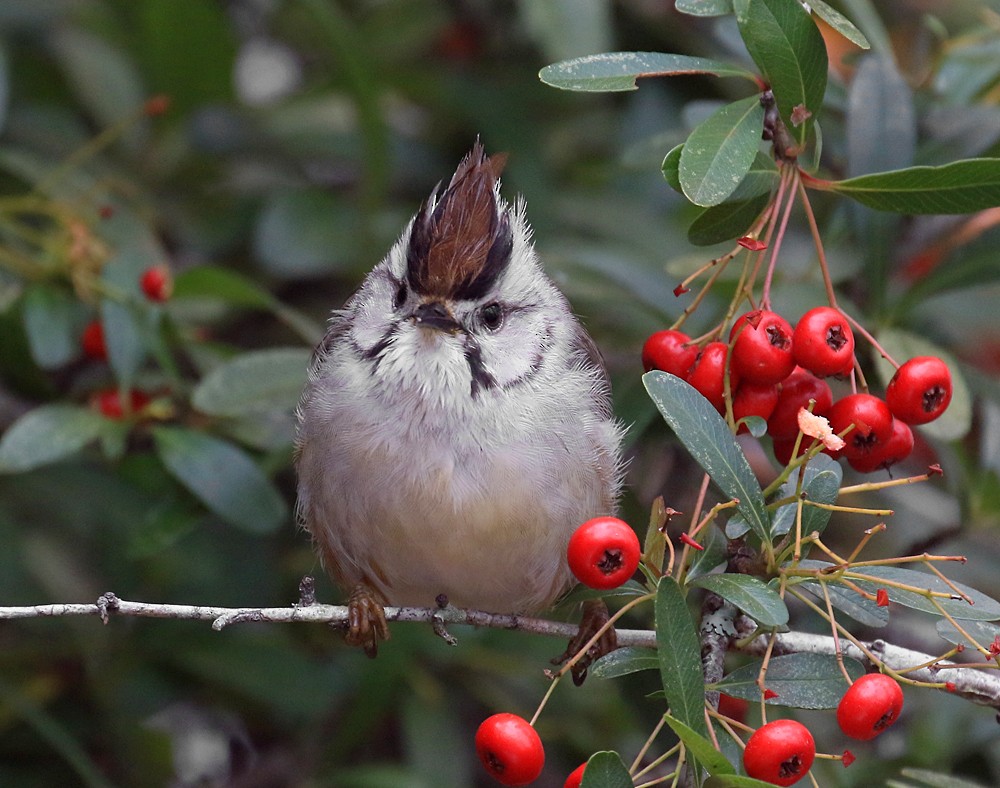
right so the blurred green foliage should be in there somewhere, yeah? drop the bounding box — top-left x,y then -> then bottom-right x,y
0,0 -> 999,785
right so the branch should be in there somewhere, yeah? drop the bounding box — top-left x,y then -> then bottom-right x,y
4,590 -> 999,712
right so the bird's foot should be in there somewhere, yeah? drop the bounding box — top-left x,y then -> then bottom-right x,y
552,598 -> 618,685
345,583 -> 390,657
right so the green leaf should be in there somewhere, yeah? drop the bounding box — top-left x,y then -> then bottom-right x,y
798,577 -> 889,628
680,95 -> 766,207
935,618 -> 1000,649
688,574 -> 789,627
896,769 -> 993,788
655,577 -> 708,737
539,51 -> 756,92
770,454 -> 842,538
847,55 -> 914,178
22,284 -> 82,369
580,751 -> 634,788
808,0 -> 870,49
872,329 -> 971,441
191,348 -> 311,417
824,158 -> 1000,213
0,405 -> 107,474
152,426 -> 287,533
663,714 -> 736,776
590,647 -> 659,679
676,0 -> 733,16
688,192 -> 770,246
714,653 -> 864,708
643,371 -> 770,542
686,524 -> 729,582
846,565 -> 1000,621
734,0 -> 828,146
662,143 -> 684,193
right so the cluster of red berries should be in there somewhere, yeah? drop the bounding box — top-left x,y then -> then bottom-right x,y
80,265 -> 171,418
476,672 -> 903,786
741,673 -> 903,785
642,307 -> 953,473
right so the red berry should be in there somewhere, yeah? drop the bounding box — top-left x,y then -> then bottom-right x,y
743,719 -> 815,786
836,673 -> 904,741
143,93 -> 171,117
567,517 -> 641,590
140,265 -> 173,302
81,320 -> 107,360
847,419 -> 913,474
642,329 -> 698,378
733,381 -> 779,430
730,310 -> 796,385
827,394 -> 894,462
475,713 -> 545,786
767,369 -> 833,440
792,306 -> 855,377
564,762 -> 587,788
90,388 -> 151,419
688,341 -> 738,413
885,356 -> 952,425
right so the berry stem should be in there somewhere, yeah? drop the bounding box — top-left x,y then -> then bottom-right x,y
795,171 -> 839,309
760,165 -> 798,310
529,669 -> 562,726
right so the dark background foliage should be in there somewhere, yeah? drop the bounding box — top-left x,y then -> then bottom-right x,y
0,1 -> 999,785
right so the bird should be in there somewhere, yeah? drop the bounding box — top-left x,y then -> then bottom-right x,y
294,141 -> 624,656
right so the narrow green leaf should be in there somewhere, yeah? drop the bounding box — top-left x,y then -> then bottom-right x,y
734,0 -> 828,146
680,96 -> 766,207
676,0 -> 733,16
770,454 -> 842,538
798,579 -> 889,628
686,524 -> 729,582
539,51 -> 756,92
0,405 -> 106,474
714,653 -> 864,709
152,427 -> 287,533
663,714 -> 736,776
689,574 -> 789,627
808,0 -> 870,49
590,647 -> 659,680
655,577 -> 708,737
872,329 -> 971,441
936,618 -> 1000,649
643,371 -> 770,542
580,751 -> 634,788
688,192 -> 770,246
897,769 -> 993,788
847,565 -> 1000,621
662,143 -> 684,193
825,158 -> 1000,213
192,348 -> 311,417
22,284 -> 82,369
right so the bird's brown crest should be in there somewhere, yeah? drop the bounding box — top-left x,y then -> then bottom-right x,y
406,141 -> 513,300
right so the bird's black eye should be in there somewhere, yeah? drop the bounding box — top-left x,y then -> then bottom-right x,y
480,302 -> 503,330
393,279 -> 408,310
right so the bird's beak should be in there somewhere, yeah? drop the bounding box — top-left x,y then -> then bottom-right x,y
411,301 -> 461,334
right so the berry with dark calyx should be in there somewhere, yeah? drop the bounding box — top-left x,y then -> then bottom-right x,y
81,320 -> 107,360
767,368 -> 833,440
567,517 -> 641,590
688,341 -> 738,414
731,310 -> 796,385
793,306 -> 855,377
847,419 -> 913,474
827,393 -> 894,462
475,713 -> 545,786
733,381 -> 779,431
564,762 -> 587,788
743,719 -> 815,786
886,356 -> 952,425
90,388 -> 151,419
641,329 -> 699,378
836,673 -> 904,741
140,265 -> 173,302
